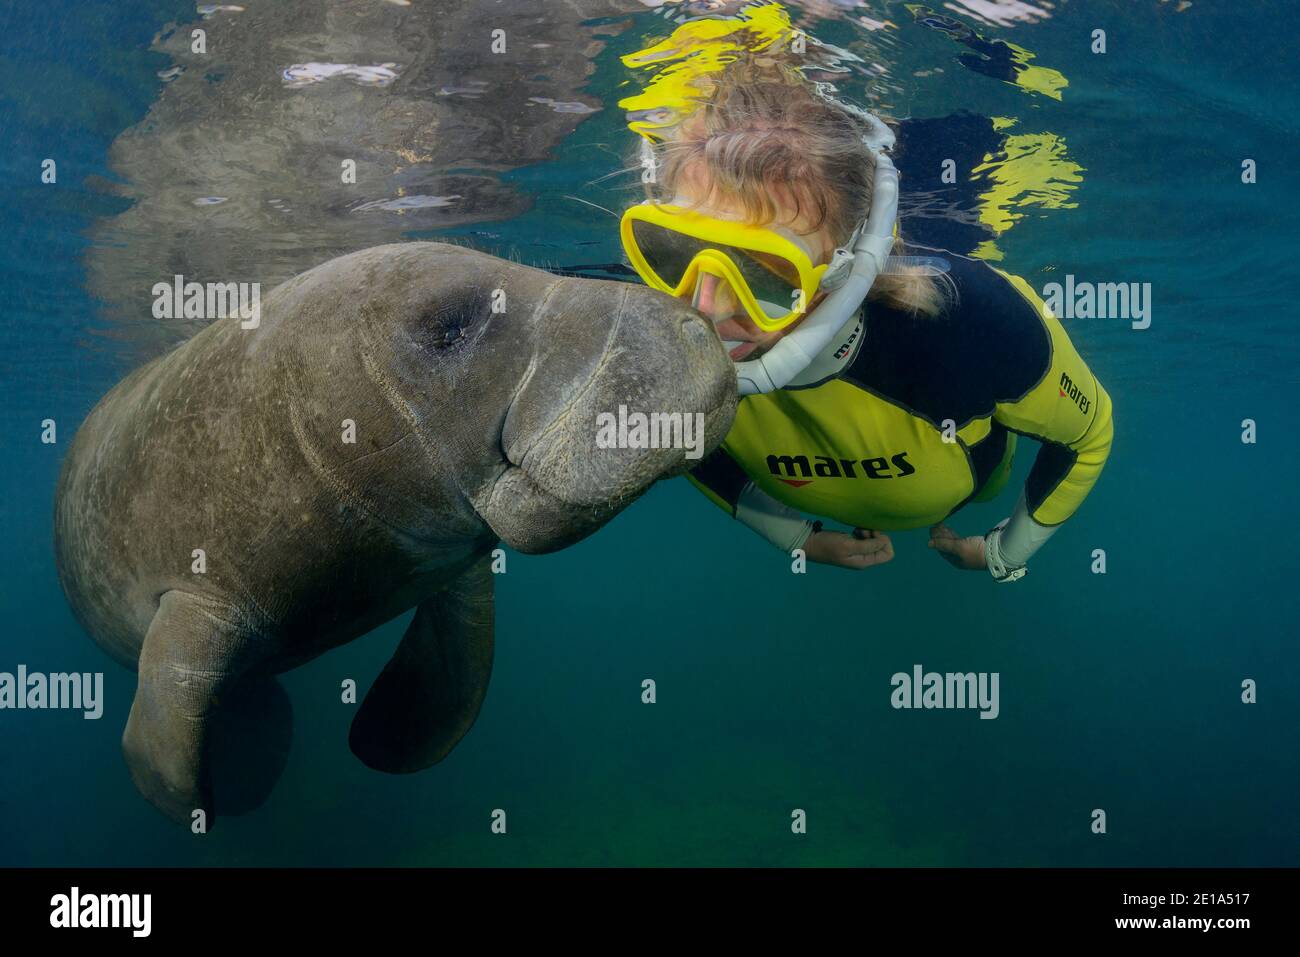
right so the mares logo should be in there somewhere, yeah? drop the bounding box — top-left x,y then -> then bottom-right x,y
1059,372 -> 1091,414
832,322 -> 862,360
766,451 -> 915,487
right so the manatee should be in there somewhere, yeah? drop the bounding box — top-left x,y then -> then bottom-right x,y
54,241 -> 735,825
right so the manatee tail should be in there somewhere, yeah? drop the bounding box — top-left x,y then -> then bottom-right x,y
349,558 -> 495,774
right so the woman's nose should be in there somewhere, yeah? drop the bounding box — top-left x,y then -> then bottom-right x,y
690,273 -> 729,320
690,273 -> 715,313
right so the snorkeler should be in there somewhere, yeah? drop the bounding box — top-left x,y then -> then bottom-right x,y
620,62 -> 1112,581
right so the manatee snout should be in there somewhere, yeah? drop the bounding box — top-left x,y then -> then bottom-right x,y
488,281 -> 736,553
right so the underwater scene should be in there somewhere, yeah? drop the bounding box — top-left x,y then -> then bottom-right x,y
1,0 -> 1297,868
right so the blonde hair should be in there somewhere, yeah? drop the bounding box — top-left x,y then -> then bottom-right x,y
641,60 -> 952,318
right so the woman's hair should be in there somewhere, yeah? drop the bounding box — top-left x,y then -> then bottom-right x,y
640,59 -> 952,317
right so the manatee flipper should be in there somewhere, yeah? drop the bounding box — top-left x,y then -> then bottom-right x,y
208,674 -> 294,817
122,591 -> 259,826
350,559 -> 495,773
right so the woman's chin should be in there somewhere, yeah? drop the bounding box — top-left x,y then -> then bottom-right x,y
728,341 -> 760,361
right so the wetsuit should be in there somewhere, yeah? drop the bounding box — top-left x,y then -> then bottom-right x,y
688,248 -> 1113,563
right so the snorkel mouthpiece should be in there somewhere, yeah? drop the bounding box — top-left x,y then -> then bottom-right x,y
733,110 -> 901,396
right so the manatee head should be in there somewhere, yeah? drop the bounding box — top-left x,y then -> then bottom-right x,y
486,270 -> 738,553
277,242 -> 737,553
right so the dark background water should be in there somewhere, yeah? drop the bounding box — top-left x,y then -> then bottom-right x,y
1,0 -> 1296,865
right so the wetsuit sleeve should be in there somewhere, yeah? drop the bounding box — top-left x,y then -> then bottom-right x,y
688,448 -> 816,552
687,446 -> 751,515
992,271 -> 1114,527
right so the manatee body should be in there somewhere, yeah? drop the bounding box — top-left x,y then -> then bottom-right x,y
54,242 -> 735,825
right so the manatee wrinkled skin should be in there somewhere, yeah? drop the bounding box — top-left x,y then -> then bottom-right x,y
54,242 -> 735,825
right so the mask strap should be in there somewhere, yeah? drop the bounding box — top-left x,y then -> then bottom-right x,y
819,220 -> 866,291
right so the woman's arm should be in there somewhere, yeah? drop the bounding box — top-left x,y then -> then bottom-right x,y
687,447 -> 816,551
993,271 -> 1115,530
930,270 -> 1114,579
688,449 -> 893,567
979,272 -> 1114,579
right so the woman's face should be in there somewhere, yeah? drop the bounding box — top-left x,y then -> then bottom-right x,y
675,180 -> 838,362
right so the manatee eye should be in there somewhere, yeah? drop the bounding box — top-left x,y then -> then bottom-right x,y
411,300 -> 477,353
431,321 -> 465,349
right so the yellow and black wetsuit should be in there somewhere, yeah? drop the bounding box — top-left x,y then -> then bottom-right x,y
688,249 -> 1113,544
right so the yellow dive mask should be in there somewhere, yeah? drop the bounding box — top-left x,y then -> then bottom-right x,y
620,202 -> 829,332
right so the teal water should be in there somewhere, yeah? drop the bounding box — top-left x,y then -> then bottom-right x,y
1,0 -> 1297,866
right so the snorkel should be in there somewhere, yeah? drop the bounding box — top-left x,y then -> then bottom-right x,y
733,111 -> 900,396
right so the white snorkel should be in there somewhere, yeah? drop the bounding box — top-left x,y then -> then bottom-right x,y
733,110 -> 900,396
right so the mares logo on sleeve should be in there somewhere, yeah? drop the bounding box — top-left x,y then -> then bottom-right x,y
1058,372 -> 1091,415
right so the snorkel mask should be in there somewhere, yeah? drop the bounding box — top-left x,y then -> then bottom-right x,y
621,203 -> 829,333
619,109 -> 902,395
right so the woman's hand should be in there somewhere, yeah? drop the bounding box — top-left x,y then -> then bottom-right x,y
803,527 -> 894,569
928,523 -> 988,571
